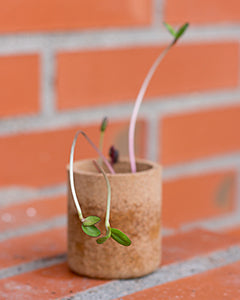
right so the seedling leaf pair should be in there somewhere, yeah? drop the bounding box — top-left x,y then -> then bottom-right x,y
81,215 -> 101,237
164,22 -> 189,42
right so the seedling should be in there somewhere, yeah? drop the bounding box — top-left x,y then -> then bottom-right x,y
69,130 -> 115,237
128,22 -> 189,172
99,117 -> 108,164
92,160 -> 131,246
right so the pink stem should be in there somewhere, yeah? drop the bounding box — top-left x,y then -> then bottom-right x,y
78,130 -> 115,174
128,44 -> 172,173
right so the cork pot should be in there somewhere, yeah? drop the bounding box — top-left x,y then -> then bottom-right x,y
67,157 -> 162,279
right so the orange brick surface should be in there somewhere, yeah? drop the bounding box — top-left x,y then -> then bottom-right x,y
57,43 -> 238,110
1,226 -> 239,299
0,227 -> 66,269
162,228 -> 240,265
0,262 -> 106,299
161,105 -> 240,165
163,170 -> 236,228
119,261 -> 240,299
0,0 -> 151,33
0,54 -> 39,117
165,0 -> 240,24
0,120 -> 146,187
0,196 -> 66,232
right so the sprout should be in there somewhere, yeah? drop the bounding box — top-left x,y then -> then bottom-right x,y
93,160 -> 131,246
128,22 -> 189,173
69,130 -> 115,237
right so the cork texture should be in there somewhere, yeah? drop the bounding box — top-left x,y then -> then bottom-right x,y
67,157 -> 162,279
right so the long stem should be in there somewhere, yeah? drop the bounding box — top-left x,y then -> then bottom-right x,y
128,43 -> 173,173
69,130 -> 115,222
92,160 -> 111,230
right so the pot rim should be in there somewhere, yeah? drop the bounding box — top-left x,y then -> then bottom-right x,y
67,157 -> 161,178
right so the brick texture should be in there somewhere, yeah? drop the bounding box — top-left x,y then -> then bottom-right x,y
163,228 -> 240,265
163,170 -> 236,228
119,261 -> 240,299
165,0 -> 240,24
57,42 -> 238,110
0,54 -> 39,117
0,262 -> 106,299
161,105 -> 240,165
0,196 -> 66,232
0,0 -> 151,33
0,120 -> 146,187
0,227 -> 66,269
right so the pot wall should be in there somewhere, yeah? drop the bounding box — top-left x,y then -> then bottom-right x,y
67,158 -> 162,279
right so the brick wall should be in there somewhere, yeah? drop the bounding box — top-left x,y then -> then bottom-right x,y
1,0 -> 240,226
0,1 -> 240,298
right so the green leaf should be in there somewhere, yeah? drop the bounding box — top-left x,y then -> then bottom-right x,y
111,228 -> 131,246
175,23 -> 189,41
83,216 -> 101,226
100,117 -> 108,132
96,227 -> 111,244
163,22 -> 176,37
81,224 -> 101,237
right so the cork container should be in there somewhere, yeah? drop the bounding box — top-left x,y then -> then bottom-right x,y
67,157 -> 162,279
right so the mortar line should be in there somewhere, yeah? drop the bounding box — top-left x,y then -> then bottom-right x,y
62,246 -> 240,300
145,114 -> 159,162
0,26 -> 240,55
152,0 -> 164,27
41,49 -> 56,116
178,211 -> 240,233
163,153 -> 240,180
0,215 -> 66,242
0,253 -> 67,280
1,89 -> 240,136
0,184 -> 66,207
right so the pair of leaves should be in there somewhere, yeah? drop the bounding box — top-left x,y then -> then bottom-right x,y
81,216 -> 101,237
164,22 -> 189,42
97,227 -> 131,247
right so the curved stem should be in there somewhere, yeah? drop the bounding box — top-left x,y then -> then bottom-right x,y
128,43 -> 173,173
92,160 -> 111,230
69,130 -> 115,222
69,132 -> 84,221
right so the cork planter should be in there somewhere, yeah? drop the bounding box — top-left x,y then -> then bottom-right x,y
67,157 -> 162,279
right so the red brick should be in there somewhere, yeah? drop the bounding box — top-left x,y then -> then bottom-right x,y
0,0 -> 151,33
165,0 -> 240,24
119,261 -> 240,299
0,262 -> 106,299
57,42 -> 238,110
0,227 -> 66,269
0,196 -> 66,232
0,120 -> 146,187
161,105 -> 240,165
0,55 -> 39,117
163,171 -> 236,228
162,228 -> 240,265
